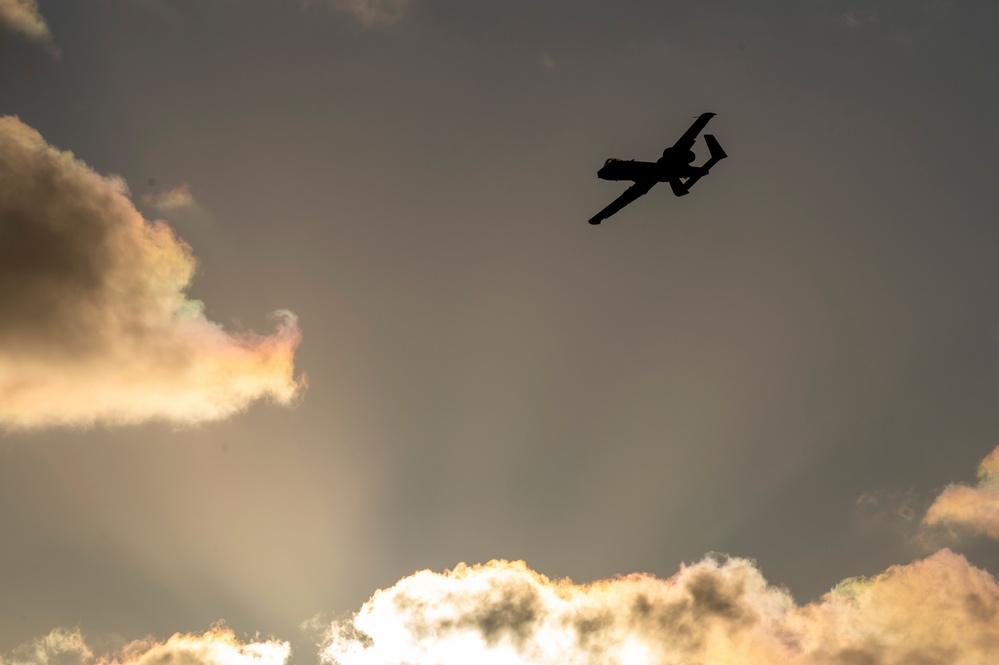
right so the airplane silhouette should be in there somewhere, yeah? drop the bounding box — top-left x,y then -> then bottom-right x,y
588,113 -> 727,225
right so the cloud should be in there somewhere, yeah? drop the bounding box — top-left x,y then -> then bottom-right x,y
923,445 -> 999,539
539,53 -> 557,74
318,552 -> 999,665
143,184 -> 197,211
0,627 -> 93,665
123,0 -> 412,29
323,0 -> 412,26
0,0 -> 56,51
855,488 -> 922,523
831,0 -> 954,40
1,626 -> 290,665
0,116 -> 305,430
7,553 -> 998,665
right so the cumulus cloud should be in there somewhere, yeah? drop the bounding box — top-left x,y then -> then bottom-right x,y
7,554 -> 998,665
923,445 -> 999,539
0,0 -> 56,51
1,626 -> 290,665
319,553 -> 999,665
0,116 -> 305,429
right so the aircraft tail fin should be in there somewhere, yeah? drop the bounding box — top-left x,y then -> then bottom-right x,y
680,134 -> 727,194
702,134 -> 727,168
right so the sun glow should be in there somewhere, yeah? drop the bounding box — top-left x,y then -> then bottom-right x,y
318,555 -> 999,665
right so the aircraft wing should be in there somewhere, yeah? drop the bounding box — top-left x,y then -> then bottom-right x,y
588,180 -> 656,225
671,112 -> 715,151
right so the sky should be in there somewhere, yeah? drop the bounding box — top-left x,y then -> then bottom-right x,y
2,1 -> 999,664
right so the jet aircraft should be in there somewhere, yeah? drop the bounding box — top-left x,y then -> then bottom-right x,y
588,113 -> 727,225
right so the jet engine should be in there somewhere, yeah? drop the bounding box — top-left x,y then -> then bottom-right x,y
661,147 -> 696,163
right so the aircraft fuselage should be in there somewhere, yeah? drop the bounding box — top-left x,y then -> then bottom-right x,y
597,148 -> 699,183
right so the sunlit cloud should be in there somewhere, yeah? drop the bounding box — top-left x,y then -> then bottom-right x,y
143,184 -> 197,211
923,445 -> 999,539
1,626 -> 290,665
318,553 -> 999,665
0,115 -> 305,430
7,553 -> 998,665
0,627 -> 93,665
0,0 -> 55,51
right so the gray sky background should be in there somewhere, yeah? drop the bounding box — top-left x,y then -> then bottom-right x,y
2,1 -> 999,663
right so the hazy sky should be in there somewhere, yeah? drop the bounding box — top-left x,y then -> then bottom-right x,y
3,2 -> 999,664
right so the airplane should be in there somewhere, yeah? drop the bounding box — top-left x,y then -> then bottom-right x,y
588,113 -> 727,225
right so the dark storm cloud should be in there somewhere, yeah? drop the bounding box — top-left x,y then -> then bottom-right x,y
319,554 -> 999,665
0,116 -> 305,429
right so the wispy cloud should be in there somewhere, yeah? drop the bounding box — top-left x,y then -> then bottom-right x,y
832,0 -> 954,41
318,553 -> 999,665
321,0 -> 412,26
0,116 -> 305,430
1,626 -> 289,665
923,445 -> 999,539
0,0 -> 56,53
143,184 -> 197,211
0,627 -> 93,665
539,53 -> 557,74
125,0 -> 413,29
